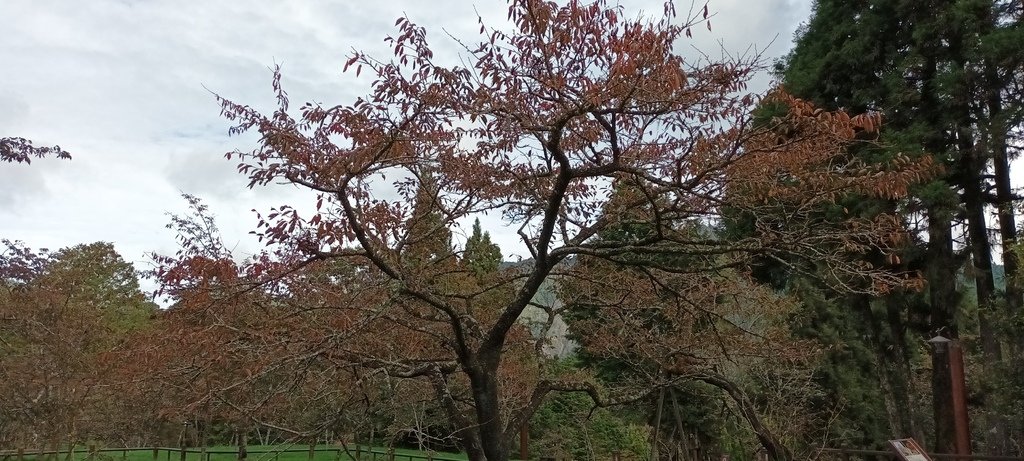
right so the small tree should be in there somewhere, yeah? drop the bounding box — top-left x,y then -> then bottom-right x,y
0,241 -> 154,447
157,1 -> 932,460
464,219 -> 502,278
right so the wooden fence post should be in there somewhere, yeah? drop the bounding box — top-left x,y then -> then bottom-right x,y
17,448 -> 24,461
180,448 -> 187,461
88,444 -> 97,461
153,448 -> 159,461
308,443 -> 316,461
387,448 -> 394,461
354,446 -> 361,461
237,433 -> 248,461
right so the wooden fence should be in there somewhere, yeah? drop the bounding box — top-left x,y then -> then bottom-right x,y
0,446 -> 465,461
9,446 -> 1022,461
818,448 -> 1024,461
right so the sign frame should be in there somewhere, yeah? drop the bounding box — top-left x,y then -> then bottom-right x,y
888,438 -> 932,461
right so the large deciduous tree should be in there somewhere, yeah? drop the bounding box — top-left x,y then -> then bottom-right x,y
156,1 -> 931,460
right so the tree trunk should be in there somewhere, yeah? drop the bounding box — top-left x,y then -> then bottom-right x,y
695,374 -> 791,461
668,389 -> 690,461
862,296 -> 915,438
884,297 -> 917,438
238,433 -> 248,461
469,355 -> 509,461
986,64 -> 1020,356
429,370 -> 484,461
957,58 -> 1014,453
985,52 -> 1023,458
926,206 -> 958,454
649,386 -> 666,461
962,133 -> 1001,364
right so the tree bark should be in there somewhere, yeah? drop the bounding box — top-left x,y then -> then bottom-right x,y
926,205 -> 958,454
862,295 -> 915,438
955,25 -> 1015,451
238,433 -> 248,461
649,386 -> 665,461
668,388 -> 690,461
695,374 -> 791,461
986,62 -> 1021,355
469,353 -> 508,461
884,296 -> 917,438
429,370 -> 484,461
962,129 -> 1002,365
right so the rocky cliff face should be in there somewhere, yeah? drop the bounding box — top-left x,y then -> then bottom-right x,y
518,278 -> 577,359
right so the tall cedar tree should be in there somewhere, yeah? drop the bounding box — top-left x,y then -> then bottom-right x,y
778,0 -> 1024,453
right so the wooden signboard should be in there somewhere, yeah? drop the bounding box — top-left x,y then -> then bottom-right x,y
888,438 -> 932,461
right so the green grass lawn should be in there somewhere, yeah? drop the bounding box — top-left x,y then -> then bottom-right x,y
2,446 -> 468,461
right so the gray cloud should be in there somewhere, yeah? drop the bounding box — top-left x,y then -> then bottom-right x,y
0,92 -> 30,132
164,146 -> 246,201
0,164 -> 47,210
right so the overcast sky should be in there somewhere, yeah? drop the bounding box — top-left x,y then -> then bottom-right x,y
1,0 -> 811,287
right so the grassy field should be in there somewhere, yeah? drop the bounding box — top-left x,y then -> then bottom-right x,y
1,446 -> 468,461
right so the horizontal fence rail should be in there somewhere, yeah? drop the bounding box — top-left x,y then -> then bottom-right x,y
8,446 -> 1022,461
0,447 -> 466,461
818,448 -> 1024,461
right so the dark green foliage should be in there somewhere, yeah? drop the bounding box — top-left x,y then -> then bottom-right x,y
463,219 -> 502,277
530,384 -> 649,461
771,0 -> 948,445
786,281 -> 904,447
46,242 -> 157,332
775,0 -> 1024,453
404,172 -> 454,268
